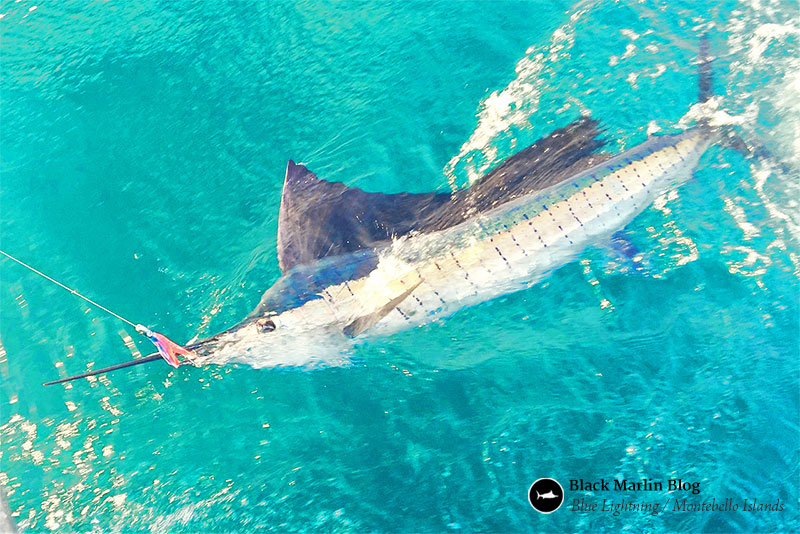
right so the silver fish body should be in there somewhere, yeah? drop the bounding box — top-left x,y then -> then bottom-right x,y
194,127 -> 717,367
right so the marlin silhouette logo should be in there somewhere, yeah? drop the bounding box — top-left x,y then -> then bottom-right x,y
529,478 -> 565,513
45,37 -> 752,384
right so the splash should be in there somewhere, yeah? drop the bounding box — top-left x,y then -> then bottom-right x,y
723,0 -> 800,273
443,9 -> 587,189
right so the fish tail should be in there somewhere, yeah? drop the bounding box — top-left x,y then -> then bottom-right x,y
696,35 -> 793,173
698,33 -> 713,103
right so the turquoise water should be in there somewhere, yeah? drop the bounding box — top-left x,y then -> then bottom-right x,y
1,0 -> 798,531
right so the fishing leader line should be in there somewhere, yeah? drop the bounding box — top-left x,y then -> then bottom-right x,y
0,248 -> 138,327
0,248 -> 195,381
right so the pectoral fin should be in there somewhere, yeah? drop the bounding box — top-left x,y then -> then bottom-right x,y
343,280 -> 423,337
596,230 -> 652,275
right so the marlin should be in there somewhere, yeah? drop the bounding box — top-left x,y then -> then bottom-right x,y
537,491 -> 559,500
187,122 -> 716,368
45,37 -> 739,383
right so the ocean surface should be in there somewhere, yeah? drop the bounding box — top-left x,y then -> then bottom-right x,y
1,0 -> 798,532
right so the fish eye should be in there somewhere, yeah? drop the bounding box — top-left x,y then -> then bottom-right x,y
256,318 -> 276,333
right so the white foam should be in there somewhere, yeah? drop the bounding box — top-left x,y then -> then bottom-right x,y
443,13 -> 582,189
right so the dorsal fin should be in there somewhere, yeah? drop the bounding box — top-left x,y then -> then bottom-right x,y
277,117 -> 606,271
473,116 -> 606,195
277,161 -> 450,273
429,117 -> 607,226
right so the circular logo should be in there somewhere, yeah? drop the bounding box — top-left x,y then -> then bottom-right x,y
528,478 -> 564,514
